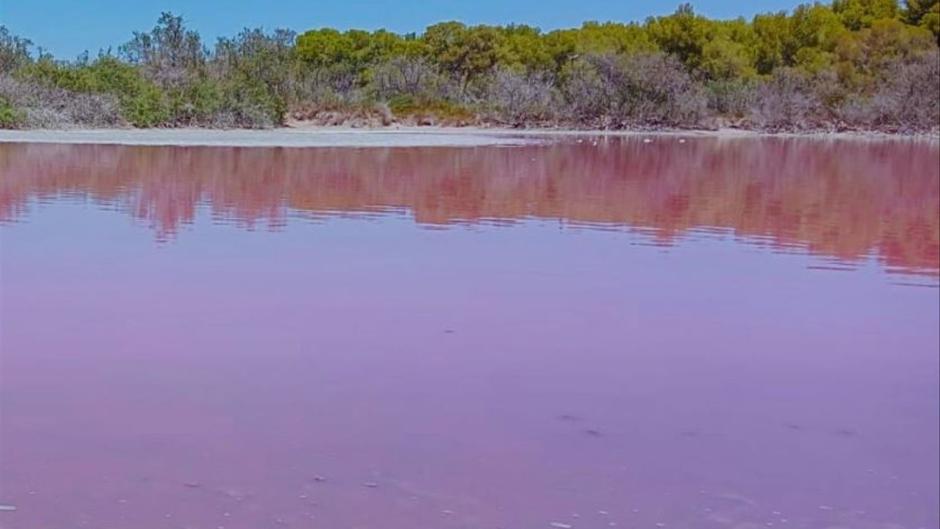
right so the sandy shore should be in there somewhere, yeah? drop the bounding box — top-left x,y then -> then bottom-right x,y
0,128 -> 541,147
0,126 -> 935,147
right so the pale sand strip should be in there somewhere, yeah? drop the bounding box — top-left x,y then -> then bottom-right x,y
0,126 -> 935,147
0,128 -> 535,147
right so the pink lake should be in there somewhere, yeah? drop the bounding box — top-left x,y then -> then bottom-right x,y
0,137 -> 938,529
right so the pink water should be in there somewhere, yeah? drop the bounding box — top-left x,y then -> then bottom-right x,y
1,137 -> 938,529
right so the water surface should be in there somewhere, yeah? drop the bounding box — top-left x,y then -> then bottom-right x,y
1,137 -> 938,529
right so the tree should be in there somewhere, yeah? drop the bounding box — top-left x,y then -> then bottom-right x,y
915,2 -> 940,40
753,12 -> 792,73
701,36 -> 757,80
496,25 -> 554,72
904,0 -> 939,24
789,3 -> 846,56
646,4 -> 713,70
0,26 -> 32,74
120,12 -> 206,83
423,22 -> 503,90
833,0 -> 900,30
214,28 -> 296,125
296,28 -> 354,68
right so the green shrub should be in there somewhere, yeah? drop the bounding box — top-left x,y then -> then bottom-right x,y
19,56 -> 172,126
387,94 -> 474,121
0,96 -> 22,128
121,83 -> 169,127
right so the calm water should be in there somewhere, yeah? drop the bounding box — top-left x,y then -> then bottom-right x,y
0,137 -> 938,529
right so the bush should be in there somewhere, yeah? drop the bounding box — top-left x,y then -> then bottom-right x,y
706,79 -> 757,118
19,56 -> 170,127
386,94 -> 475,124
868,49 -> 940,132
0,74 -> 124,128
120,82 -> 169,127
370,57 -> 453,101
484,67 -> 559,125
560,53 -> 708,128
0,95 -> 23,127
747,68 -> 829,131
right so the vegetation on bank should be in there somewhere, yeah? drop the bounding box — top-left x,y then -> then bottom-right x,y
1,1 -> 938,133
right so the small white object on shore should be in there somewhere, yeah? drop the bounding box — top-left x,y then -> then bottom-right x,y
0,504 -> 16,512
549,523 -> 573,529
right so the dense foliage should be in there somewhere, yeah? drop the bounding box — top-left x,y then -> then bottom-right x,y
1,1 -> 938,132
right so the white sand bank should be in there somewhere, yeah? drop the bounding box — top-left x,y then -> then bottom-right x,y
0,128 -> 537,147
0,126 -> 934,147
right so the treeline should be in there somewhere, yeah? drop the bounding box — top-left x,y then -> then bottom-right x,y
1,1 -> 938,132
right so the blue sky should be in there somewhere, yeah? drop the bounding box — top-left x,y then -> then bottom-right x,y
2,0 -> 801,59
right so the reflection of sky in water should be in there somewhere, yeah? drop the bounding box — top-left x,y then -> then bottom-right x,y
9,191 -> 939,287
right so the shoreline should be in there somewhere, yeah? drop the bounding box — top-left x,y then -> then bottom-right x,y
1,126 -> 937,147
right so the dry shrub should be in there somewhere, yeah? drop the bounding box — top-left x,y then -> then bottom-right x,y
0,75 -> 124,128
292,65 -> 364,106
560,53 -> 709,128
747,68 -> 829,131
867,49 -> 940,133
371,57 -> 455,101
706,79 -> 758,119
288,101 -> 394,127
484,67 -> 559,126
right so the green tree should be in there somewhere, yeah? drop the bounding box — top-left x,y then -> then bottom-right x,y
646,4 -> 713,70
914,1 -> 940,40
296,28 -> 354,67
496,25 -> 554,72
903,0 -> 939,24
423,22 -> 503,89
753,11 -> 792,73
701,36 -> 757,80
833,0 -> 900,30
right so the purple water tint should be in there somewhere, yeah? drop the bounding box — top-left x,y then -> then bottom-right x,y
0,136 -> 938,529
